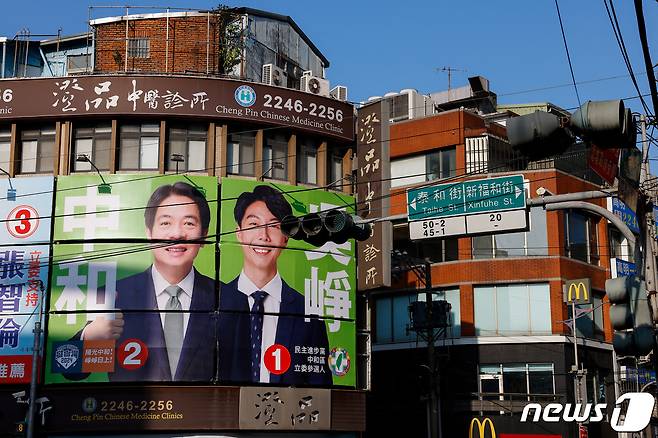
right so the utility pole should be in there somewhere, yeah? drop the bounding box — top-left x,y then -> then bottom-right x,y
424,261 -> 442,438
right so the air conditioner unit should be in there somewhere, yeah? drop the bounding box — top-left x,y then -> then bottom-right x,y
330,85 -> 348,102
262,63 -> 287,87
301,75 -> 330,97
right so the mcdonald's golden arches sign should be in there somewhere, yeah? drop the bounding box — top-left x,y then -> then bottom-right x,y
564,278 -> 591,303
469,417 -> 496,438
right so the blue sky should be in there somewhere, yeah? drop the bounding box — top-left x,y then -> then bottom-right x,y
3,1 -> 657,121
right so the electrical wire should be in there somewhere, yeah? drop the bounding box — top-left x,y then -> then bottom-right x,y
603,0 -> 653,116
554,0 -> 584,117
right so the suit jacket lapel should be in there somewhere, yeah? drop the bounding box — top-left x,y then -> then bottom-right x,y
175,270 -> 212,380
271,281 -> 297,384
145,268 -> 173,381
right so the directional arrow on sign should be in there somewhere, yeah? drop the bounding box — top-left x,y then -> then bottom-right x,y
515,185 -> 523,198
409,197 -> 416,211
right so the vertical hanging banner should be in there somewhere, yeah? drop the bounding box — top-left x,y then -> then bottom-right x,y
219,178 -> 356,387
356,101 -> 391,290
45,175 -> 218,384
0,176 -> 53,384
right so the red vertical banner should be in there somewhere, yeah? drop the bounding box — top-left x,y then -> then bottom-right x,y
587,145 -> 619,185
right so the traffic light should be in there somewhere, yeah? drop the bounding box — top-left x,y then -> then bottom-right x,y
606,275 -> 654,356
280,210 -> 372,246
571,100 -> 636,149
507,110 -> 574,160
506,99 -> 637,160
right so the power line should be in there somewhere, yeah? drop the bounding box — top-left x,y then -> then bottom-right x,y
603,0 -> 653,116
554,0 -> 583,116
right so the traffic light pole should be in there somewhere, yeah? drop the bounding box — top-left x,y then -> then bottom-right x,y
424,261 -> 442,438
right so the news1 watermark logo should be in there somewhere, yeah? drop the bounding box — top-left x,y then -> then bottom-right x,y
521,392 -> 655,432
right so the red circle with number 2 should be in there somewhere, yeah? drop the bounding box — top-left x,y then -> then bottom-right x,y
118,339 -> 148,370
264,344 -> 291,375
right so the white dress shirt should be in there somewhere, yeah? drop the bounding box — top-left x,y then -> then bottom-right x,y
152,265 -> 194,339
237,270 -> 282,383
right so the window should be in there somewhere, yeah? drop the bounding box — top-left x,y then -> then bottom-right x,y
263,133 -> 288,180
167,124 -> 207,172
20,126 -> 55,174
72,123 -> 111,172
128,38 -> 149,58
474,283 -> 551,336
374,289 -> 461,344
479,363 -> 555,399
393,223 -> 458,263
564,210 -> 599,264
297,138 -> 317,184
227,131 -> 256,176
390,147 -> 456,188
329,151 -> 344,187
119,123 -> 159,170
427,147 -> 456,181
67,54 -> 91,73
609,227 -> 634,263
0,129 -> 10,172
472,207 -> 548,258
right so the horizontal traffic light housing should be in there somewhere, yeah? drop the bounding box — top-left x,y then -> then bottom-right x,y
281,211 -> 372,246
506,99 -> 637,161
506,110 -> 573,160
571,100 -> 636,149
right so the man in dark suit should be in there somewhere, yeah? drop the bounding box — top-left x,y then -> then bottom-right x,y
82,182 -> 216,382
218,185 -> 331,385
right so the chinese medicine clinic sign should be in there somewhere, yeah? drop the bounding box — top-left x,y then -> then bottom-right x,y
239,387 -> 330,430
0,76 -> 353,141
219,178 -> 357,387
356,100 -> 391,290
0,176 -> 53,384
45,175 -> 218,384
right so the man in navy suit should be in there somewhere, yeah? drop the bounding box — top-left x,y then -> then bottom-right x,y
218,185 -> 331,385
82,182 -> 215,382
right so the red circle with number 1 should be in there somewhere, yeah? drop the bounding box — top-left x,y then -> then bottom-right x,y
264,344 -> 291,375
118,339 -> 148,370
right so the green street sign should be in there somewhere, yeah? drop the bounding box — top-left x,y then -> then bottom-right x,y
407,175 -> 525,221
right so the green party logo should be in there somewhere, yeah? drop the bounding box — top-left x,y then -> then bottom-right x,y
328,347 -> 351,377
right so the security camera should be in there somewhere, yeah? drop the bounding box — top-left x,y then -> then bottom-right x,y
536,187 -> 555,197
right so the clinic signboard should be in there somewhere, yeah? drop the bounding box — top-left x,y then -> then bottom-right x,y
0,176 -> 53,384
219,178 -> 357,387
0,76 -> 353,141
45,174 -> 218,384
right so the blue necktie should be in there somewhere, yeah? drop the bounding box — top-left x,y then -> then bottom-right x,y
250,290 -> 268,382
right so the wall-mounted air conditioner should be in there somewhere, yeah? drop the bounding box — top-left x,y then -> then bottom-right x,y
330,85 -> 348,102
301,75 -> 330,97
262,63 -> 287,87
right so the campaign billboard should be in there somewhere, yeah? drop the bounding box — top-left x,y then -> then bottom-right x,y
0,176 -> 53,384
219,178 -> 357,387
45,175 -> 218,383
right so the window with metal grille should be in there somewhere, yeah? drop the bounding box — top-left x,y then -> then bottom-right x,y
128,38 -> 150,58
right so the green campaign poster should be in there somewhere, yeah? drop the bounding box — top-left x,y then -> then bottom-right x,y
218,178 -> 356,387
46,174 -> 218,383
